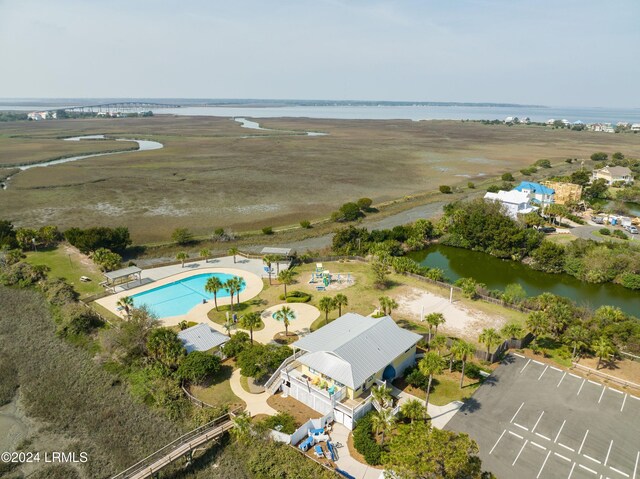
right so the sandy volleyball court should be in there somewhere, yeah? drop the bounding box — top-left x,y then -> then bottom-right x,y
396,287 -> 507,342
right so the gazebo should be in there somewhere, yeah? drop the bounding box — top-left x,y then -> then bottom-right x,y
102,266 -> 142,290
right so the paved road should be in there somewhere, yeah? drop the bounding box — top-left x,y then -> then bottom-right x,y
446,354 -> 640,479
258,201 -> 447,253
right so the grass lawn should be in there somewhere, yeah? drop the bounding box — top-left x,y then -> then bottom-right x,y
24,244 -> 104,298
394,369 -> 482,407
530,337 -> 573,367
188,362 -> 246,410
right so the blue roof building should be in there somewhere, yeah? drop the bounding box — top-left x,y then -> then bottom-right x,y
513,181 -> 555,206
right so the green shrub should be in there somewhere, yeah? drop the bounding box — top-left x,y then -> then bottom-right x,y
279,290 -> 311,303
467,182 -> 475,189
535,159 -> 552,168
300,220 -> 311,229
352,411 -> 383,465
501,172 -> 515,181
439,185 -> 453,194
520,166 -> 538,175
259,411 -> 297,434
599,228 -> 611,236
591,152 -> 608,162
356,197 -> 373,210
171,227 -> 193,245
262,226 -> 274,235
612,230 -> 628,240
619,272 -> 640,290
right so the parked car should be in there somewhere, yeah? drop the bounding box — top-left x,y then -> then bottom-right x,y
626,225 -> 638,234
591,216 -> 604,224
540,226 -> 556,234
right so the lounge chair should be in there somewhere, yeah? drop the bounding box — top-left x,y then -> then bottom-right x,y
314,445 -> 324,458
309,273 -> 316,284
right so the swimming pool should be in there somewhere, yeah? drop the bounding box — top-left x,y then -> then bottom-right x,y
272,310 -> 297,321
131,273 -> 244,318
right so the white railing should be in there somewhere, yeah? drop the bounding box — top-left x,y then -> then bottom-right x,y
572,362 -> 640,389
265,350 -> 305,391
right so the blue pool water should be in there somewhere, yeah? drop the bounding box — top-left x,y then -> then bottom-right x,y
272,311 -> 297,321
131,273 -> 244,318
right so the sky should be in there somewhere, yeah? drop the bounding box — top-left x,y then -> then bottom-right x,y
1,0 -> 639,107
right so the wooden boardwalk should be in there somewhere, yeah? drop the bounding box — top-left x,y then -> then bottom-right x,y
111,410 -> 239,479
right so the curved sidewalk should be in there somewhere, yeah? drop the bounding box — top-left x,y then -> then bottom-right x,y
229,369 -> 277,416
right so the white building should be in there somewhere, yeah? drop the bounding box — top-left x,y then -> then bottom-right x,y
484,190 -> 538,219
270,313 -> 421,429
514,181 -> 555,207
592,166 -> 634,185
631,124 -> 640,132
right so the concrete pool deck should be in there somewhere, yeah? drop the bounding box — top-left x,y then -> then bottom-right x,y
95,259 -> 265,321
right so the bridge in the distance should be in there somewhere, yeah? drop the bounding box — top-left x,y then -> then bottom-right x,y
61,101 -> 181,113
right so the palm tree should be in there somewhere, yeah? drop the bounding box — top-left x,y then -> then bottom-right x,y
478,328 -> 502,361
273,255 -> 283,274
231,411 -> 252,442
400,398 -> 426,425
501,323 -> 524,340
176,251 -> 188,268
564,324 -> 590,359
431,335 -> 447,356
526,311 -> 548,337
278,269 -> 295,298
117,296 -> 134,318
370,408 -> 396,445
228,247 -> 239,263
223,320 -> 233,337
378,296 -> 398,315
334,293 -> 348,317
418,352 -> 444,411
593,337 -> 614,370
319,296 -> 335,325
240,311 -> 261,344
371,384 -> 393,409
178,320 -> 188,331
451,340 -> 476,388
225,279 -> 238,312
274,306 -> 295,337
425,312 -> 445,344
199,248 -> 211,263
234,276 -> 246,304
205,276 -> 224,311
263,254 -> 277,284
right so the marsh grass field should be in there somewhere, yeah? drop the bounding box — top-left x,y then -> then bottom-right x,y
2,115 -> 639,243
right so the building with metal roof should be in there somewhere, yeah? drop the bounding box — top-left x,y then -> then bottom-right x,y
274,313 -> 421,429
177,323 -> 229,353
514,181 -> 555,206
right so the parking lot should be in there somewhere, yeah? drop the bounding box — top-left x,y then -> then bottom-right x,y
446,354 -> 640,479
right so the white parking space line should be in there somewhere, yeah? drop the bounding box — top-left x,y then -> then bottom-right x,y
569,373 -> 581,379
512,440 -> 528,466
568,462 -> 577,479
609,466 -> 629,477
509,430 -> 524,440
631,395 -> 640,401
536,432 -> 551,441
555,452 -> 571,462
521,359 -> 531,373
633,451 -> 639,479
589,380 -> 602,386
559,443 -> 576,452
599,387 -> 607,404
609,387 -> 623,395
558,372 -> 567,387
539,365 -> 549,380
514,423 -> 529,431
537,450 -> 552,478
514,352 -> 525,358
555,420 -> 566,443
489,429 -> 506,454
511,402 -> 525,423
578,379 -> 586,396
532,411 -> 545,433
621,394 -> 628,412
532,360 -> 544,365
531,441 -> 547,450
551,366 -> 562,372
584,454 -> 602,465
580,464 -> 598,475
604,440 -> 613,466
578,430 -> 589,455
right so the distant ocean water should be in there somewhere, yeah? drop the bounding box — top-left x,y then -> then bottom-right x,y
2,101 -> 638,124
157,105 -> 639,124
